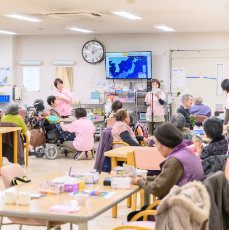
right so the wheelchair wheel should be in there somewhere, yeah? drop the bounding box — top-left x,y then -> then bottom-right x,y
44,144 -> 59,160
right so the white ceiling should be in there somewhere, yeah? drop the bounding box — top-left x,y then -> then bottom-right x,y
1,0 -> 229,35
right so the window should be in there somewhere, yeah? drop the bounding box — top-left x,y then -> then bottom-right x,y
23,67 -> 40,91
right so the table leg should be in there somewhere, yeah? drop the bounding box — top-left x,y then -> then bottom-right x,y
111,157 -> 118,218
13,131 -> 18,163
0,134 -> 2,174
78,222 -> 88,230
111,157 -> 117,169
127,195 -> 132,208
112,205 -> 117,218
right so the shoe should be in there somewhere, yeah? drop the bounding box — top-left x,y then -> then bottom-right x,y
87,151 -> 92,160
74,151 -> 86,160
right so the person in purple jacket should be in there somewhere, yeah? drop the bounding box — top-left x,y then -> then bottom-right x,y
131,123 -> 204,201
189,96 -> 211,117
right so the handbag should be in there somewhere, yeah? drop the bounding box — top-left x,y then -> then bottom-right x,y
30,128 -> 46,147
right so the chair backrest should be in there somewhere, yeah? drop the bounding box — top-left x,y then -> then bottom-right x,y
1,163 -> 26,188
106,118 -> 116,128
195,115 -> 208,123
136,127 -> 144,146
129,148 -> 165,170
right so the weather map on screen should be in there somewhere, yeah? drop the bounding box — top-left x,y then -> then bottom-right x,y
105,52 -> 152,79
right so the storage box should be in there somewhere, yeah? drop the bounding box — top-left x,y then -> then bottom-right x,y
74,172 -> 99,184
111,177 -> 131,189
64,183 -> 79,192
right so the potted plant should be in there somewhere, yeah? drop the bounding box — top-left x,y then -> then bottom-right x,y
190,115 -> 196,130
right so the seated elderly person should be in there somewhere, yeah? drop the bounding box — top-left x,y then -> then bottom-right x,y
177,94 -> 193,128
189,96 -> 211,117
112,109 -> 148,148
170,113 -> 194,140
193,117 -> 228,160
47,95 -> 60,117
1,103 -> 27,133
130,123 -> 204,219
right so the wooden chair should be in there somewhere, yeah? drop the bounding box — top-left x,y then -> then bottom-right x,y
127,148 -> 165,211
113,200 -> 161,230
107,118 -> 116,128
195,115 -> 208,123
136,126 -> 147,146
0,164 -> 71,230
111,141 -> 130,217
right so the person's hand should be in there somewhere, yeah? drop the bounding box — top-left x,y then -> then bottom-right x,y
60,122 -> 64,127
131,176 -> 142,185
192,137 -> 203,153
143,137 -> 149,145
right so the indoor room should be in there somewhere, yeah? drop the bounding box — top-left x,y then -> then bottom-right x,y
0,0 -> 229,229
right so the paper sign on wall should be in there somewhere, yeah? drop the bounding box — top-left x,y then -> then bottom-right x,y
0,67 -> 12,85
172,67 -> 186,87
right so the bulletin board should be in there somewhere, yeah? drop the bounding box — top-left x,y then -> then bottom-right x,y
171,50 -> 229,114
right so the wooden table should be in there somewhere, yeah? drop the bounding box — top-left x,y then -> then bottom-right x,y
104,146 -> 153,169
0,172 -> 140,230
0,127 -> 22,171
104,146 -> 154,216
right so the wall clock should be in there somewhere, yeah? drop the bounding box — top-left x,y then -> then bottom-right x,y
82,40 -> 105,64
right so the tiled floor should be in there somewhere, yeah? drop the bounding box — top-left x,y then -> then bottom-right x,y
0,152 -> 141,230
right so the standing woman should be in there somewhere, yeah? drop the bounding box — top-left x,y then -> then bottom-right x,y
221,79 -> 229,128
144,79 -> 165,136
53,78 -> 72,118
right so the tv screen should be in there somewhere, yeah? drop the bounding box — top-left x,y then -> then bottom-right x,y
105,51 -> 152,79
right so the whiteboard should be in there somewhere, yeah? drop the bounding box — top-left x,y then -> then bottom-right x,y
171,50 -> 229,113
23,67 -> 40,92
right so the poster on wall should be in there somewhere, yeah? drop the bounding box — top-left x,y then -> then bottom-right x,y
0,67 -> 12,85
172,67 -> 186,93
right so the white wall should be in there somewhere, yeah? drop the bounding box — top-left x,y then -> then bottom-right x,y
4,32 -> 229,106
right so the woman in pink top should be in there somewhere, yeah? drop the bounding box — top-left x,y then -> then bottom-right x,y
112,109 -> 141,149
53,78 -> 72,118
61,108 -> 95,160
221,79 -> 229,129
144,79 -> 165,135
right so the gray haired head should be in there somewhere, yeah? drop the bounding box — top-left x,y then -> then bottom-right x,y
180,94 -> 193,104
6,103 -> 19,115
170,113 -> 186,130
194,96 -> 203,105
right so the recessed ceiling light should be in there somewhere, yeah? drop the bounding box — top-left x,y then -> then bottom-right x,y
5,14 -> 42,22
66,27 -> 93,33
154,25 -> 175,32
111,11 -> 142,20
0,30 -> 17,35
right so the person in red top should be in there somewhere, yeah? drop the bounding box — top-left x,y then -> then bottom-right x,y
53,78 -> 72,118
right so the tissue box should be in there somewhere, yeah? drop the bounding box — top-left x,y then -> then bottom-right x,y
111,177 -> 131,189
74,172 -> 99,184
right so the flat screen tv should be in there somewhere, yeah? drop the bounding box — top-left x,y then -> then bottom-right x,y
105,51 -> 152,79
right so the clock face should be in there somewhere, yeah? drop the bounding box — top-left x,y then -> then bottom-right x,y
82,40 -> 105,64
